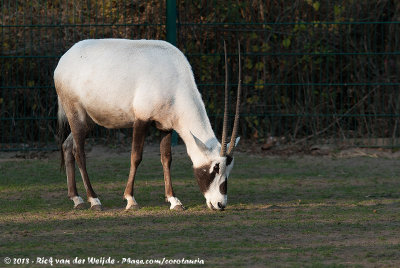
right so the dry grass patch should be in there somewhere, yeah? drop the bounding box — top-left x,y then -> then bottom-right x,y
1,149 -> 400,266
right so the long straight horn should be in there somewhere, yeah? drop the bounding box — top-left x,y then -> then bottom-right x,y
220,40 -> 229,157
227,41 -> 242,156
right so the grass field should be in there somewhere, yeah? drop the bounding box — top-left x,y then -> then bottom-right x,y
1,145 -> 400,267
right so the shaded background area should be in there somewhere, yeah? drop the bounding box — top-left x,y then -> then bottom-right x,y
1,0 -> 400,150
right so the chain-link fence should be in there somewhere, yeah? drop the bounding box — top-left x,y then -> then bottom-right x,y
1,1 -> 400,151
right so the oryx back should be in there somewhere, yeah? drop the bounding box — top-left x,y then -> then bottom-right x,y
54,39 -> 196,129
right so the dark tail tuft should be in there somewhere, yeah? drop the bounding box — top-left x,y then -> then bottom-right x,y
57,98 -> 70,171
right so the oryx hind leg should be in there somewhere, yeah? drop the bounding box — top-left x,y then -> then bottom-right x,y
62,133 -> 85,209
64,106 -> 101,211
160,131 -> 184,211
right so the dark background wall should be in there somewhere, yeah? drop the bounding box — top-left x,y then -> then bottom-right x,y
1,0 -> 400,150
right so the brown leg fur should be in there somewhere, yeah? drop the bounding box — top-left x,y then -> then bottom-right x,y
124,120 -> 149,210
160,131 -> 174,199
160,131 -> 184,210
72,133 -> 97,199
62,133 -> 86,209
64,107 -> 100,210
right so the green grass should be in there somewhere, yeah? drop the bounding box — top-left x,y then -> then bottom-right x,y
1,149 -> 400,267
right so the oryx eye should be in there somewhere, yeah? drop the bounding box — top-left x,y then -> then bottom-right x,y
213,163 -> 220,174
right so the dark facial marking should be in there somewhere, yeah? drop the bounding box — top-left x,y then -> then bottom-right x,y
213,163 -> 220,174
219,179 -> 227,195
218,156 -> 232,195
193,163 -> 218,193
226,155 -> 233,166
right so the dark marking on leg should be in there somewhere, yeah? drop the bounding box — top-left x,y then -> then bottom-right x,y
66,112 -> 99,210
57,95 -> 98,209
160,131 -> 174,199
72,134 -> 98,199
160,131 -> 184,210
124,120 -> 150,210
63,133 -> 78,199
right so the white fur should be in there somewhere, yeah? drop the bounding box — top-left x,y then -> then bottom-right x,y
167,196 -> 183,210
225,157 -> 235,178
55,39 -> 239,210
88,197 -> 101,207
204,167 -> 227,210
228,137 -> 241,150
204,156 -> 235,210
71,196 -> 84,207
125,195 -> 138,210
55,39 -> 216,167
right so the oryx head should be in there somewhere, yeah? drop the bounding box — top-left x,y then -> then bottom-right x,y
192,41 -> 242,211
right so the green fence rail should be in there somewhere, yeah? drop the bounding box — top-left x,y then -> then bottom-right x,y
1,0 -> 400,151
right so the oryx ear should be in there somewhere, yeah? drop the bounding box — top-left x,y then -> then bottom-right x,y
191,132 -> 211,154
227,137 -> 240,151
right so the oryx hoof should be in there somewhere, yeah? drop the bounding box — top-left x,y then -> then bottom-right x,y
172,205 -> 185,211
71,196 -> 85,210
74,203 -> 86,210
125,195 -> 139,210
91,205 -> 103,211
126,204 -> 140,211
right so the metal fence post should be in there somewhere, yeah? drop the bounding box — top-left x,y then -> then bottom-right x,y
166,0 -> 178,146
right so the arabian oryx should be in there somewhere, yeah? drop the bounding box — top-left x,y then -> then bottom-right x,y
54,39 -> 241,211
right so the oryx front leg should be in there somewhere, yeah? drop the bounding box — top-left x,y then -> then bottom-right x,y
124,120 -> 149,210
160,131 -> 184,211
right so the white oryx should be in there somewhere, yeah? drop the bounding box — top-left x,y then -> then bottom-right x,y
54,39 -> 241,211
